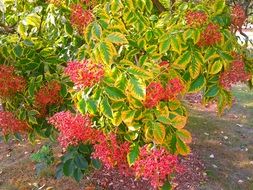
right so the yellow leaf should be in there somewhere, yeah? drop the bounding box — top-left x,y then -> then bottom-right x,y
176,129 -> 192,144
153,122 -> 166,144
172,115 -> 187,129
112,111 -> 122,126
122,110 -> 136,124
210,61 -> 223,74
176,138 -> 191,156
173,51 -> 191,69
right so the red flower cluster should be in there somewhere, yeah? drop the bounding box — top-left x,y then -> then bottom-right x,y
49,112 -> 184,188
70,4 -> 93,33
65,60 -> 104,89
92,134 -> 131,175
48,111 -> 97,148
220,60 -> 251,90
159,60 -> 170,68
197,23 -> 222,46
35,81 -> 62,116
144,82 -> 165,108
185,11 -> 208,27
0,111 -> 29,135
0,65 -> 26,98
231,4 -> 246,28
144,79 -> 184,108
163,78 -> 184,101
133,147 -> 181,188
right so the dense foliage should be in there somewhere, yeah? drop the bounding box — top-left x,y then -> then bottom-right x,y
0,0 -> 252,188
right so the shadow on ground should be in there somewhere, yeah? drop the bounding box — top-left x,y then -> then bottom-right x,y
187,85 -> 253,190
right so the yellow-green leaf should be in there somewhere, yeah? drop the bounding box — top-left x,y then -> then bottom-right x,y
174,51 -> 192,69
99,41 -> 116,64
122,110 -> 136,124
153,122 -> 166,144
189,74 -> 206,92
112,111 -> 122,126
127,65 -> 153,79
101,97 -> 113,119
104,86 -> 126,100
159,38 -> 170,53
106,32 -> 128,45
176,129 -> 192,144
189,60 -> 201,79
92,22 -> 102,39
210,61 -> 223,74
129,77 -> 146,100
127,143 -> 139,166
213,0 -> 225,15
170,36 -> 181,54
205,48 -> 219,62
176,138 -> 190,156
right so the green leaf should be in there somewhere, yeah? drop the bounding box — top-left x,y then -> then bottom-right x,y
174,51 -> 192,69
157,116 -> 171,125
115,74 -> 128,91
28,115 -> 37,124
101,97 -> 113,119
106,32 -> 128,44
73,168 -> 83,182
127,66 -> 152,79
23,40 -> 34,46
129,77 -> 146,100
63,160 -> 75,176
189,74 -> 206,92
28,132 -> 35,143
170,36 -> 181,54
74,155 -> 88,170
210,61 -> 223,74
189,59 -> 201,79
104,86 -> 126,100
159,38 -> 170,53
92,22 -> 102,39
161,180 -> 172,190
13,45 -> 23,57
218,51 -> 233,61
146,45 -> 157,54
153,122 -> 166,144
176,138 -> 190,156
205,85 -> 219,97
91,159 -> 102,169
159,0 -> 170,9
64,21 -> 73,36
112,111 -> 122,126
60,84 -> 68,97
99,41 -> 116,64
111,0 -> 123,13
84,23 -> 93,43
145,0 -> 153,13
112,101 -> 125,110
205,48 -> 219,61
24,13 -> 41,27
77,99 -> 86,114
213,0 -> 225,15
86,99 -> 97,115
122,110 -> 136,124
127,143 -> 139,166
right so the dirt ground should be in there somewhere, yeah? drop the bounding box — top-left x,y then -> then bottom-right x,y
186,85 -> 253,190
0,84 -> 253,190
